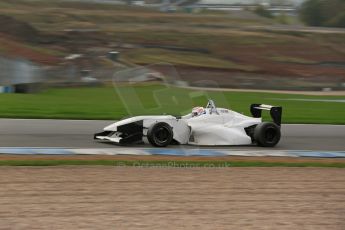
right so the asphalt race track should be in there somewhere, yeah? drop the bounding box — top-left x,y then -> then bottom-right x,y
0,119 -> 344,151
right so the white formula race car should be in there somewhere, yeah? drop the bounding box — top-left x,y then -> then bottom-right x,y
94,100 -> 282,147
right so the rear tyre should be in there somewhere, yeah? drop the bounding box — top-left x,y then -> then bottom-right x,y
254,122 -> 281,147
147,122 -> 173,147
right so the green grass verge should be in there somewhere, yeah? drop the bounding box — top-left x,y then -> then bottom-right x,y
0,85 -> 344,124
0,159 -> 344,167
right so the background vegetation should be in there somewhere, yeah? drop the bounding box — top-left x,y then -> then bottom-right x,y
300,0 -> 345,27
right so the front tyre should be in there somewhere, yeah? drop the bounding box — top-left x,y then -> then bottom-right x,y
147,122 -> 173,147
254,122 -> 281,147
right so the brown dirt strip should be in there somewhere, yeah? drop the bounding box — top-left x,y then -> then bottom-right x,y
0,166 -> 344,229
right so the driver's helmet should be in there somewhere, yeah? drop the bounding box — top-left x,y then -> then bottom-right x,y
192,106 -> 205,117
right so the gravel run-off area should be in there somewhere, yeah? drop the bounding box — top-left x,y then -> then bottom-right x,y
0,166 -> 344,229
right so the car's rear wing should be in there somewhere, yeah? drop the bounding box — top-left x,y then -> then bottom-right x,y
250,104 -> 282,126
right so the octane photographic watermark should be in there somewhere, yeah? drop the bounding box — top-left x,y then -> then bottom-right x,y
112,63 -> 230,118
115,161 -> 231,169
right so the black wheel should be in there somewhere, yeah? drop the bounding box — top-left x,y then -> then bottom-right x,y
147,122 -> 173,147
254,122 -> 281,147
